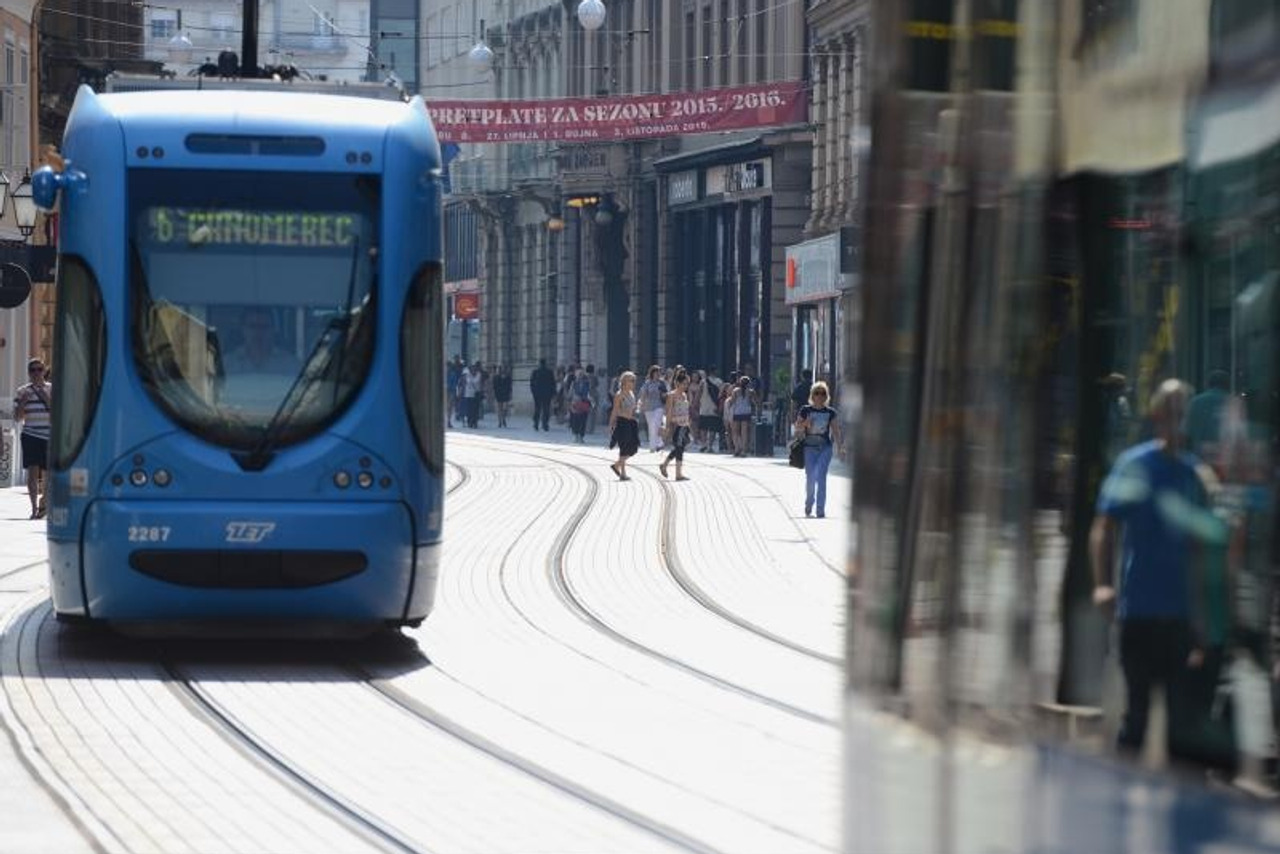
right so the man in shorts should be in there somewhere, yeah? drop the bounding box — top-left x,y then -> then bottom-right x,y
14,358 -> 52,519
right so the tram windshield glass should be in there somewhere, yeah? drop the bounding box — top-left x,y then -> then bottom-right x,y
129,170 -> 380,450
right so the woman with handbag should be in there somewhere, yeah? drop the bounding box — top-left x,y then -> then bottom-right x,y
794,381 -> 843,518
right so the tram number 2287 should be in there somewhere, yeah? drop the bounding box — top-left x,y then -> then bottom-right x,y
127,526 -> 172,543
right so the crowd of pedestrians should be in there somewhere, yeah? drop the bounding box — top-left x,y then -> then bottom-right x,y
446,355 -> 844,516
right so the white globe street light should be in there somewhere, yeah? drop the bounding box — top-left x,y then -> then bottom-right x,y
577,0 -> 606,31
168,31 -> 194,64
469,40 -> 494,72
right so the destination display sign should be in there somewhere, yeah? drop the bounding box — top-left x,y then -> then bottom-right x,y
427,81 -> 807,144
145,208 -> 360,249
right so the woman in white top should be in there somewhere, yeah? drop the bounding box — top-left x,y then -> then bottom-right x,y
608,371 -> 640,480
659,371 -> 693,481
638,365 -> 668,453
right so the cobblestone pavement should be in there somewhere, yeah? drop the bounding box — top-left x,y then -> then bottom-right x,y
0,419 -> 850,853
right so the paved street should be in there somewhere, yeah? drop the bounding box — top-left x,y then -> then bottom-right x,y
0,420 -> 849,854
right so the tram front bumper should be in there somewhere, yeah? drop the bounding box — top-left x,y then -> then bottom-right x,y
58,499 -> 437,625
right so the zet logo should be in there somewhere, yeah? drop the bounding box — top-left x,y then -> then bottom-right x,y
225,521 -> 277,543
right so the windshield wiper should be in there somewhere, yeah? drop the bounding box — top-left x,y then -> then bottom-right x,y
233,239 -> 365,471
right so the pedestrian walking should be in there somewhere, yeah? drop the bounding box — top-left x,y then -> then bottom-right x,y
568,367 -> 592,443
1090,378 -> 1228,766
638,365 -> 667,453
446,355 -> 462,428
585,364 -> 601,434
493,365 -> 513,427
727,375 -> 756,457
793,381 -> 843,517
553,365 -> 568,423
659,371 -> 693,481
529,358 -> 555,431
14,358 -> 52,519
462,361 -> 482,428
608,370 -> 640,480
687,371 -> 705,449
720,372 -> 739,453
791,369 -> 813,422
700,368 -> 725,452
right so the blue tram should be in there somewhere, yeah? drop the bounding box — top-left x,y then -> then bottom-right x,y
35,86 -> 445,633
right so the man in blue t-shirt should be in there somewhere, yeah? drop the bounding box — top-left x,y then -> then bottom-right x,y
1090,378 -> 1226,759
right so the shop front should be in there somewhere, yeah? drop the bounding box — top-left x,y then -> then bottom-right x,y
659,140 -> 775,381
784,228 -> 857,393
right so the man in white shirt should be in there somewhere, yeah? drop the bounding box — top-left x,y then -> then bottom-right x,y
14,358 -> 52,519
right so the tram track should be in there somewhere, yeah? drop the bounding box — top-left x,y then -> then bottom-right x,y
0,558 -> 47,585
398,450 -> 837,852
0,445 -> 834,854
442,459 -> 469,497
654,476 -> 843,667
162,661 -> 430,854
350,665 -> 730,854
448,435 -> 838,728
704,460 -> 845,579
531,440 -> 842,668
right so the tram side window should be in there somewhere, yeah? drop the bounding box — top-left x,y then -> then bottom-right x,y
401,262 -> 444,474
50,256 -> 106,470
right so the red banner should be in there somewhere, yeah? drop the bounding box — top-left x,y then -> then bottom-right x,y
428,82 -> 807,144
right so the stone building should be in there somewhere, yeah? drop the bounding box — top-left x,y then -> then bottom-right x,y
140,0 -> 374,83
457,0 -> 814,413
784,0 -> 868,395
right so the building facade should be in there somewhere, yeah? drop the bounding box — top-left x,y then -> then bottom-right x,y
141,0 -> 373,83
786,0 -> 868,395
2,0 -> 55,487
455,0 -> 813,413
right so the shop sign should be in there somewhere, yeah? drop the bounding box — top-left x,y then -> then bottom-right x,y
668,171 -> 698,206
454,292 -> 481,320
428,81 -> 807,143
706,159 -> 771,198
784,231 -> 856,305
560,145 -> 627,195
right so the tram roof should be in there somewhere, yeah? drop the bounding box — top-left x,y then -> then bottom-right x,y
95,88 -> 423,136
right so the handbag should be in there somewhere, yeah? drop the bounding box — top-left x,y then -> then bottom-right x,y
788,435 -> 806,469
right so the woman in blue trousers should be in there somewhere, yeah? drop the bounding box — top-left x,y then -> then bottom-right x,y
793,381 -> 844,518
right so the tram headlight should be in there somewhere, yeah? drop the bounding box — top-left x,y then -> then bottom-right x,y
129,469 -> 149,487
152,469 -> 172,488
333,471 -> 352,489
357,471 -> 374,489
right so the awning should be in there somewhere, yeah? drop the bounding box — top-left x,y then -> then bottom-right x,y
653,136 -> 768,173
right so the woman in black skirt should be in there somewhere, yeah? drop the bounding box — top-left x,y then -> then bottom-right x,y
607,371 -> 640,480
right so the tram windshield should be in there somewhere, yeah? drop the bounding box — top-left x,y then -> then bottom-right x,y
129,170 -> 380,451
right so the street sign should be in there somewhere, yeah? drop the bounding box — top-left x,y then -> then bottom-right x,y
0,262 -> 31,308
454,292 -> 481,320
